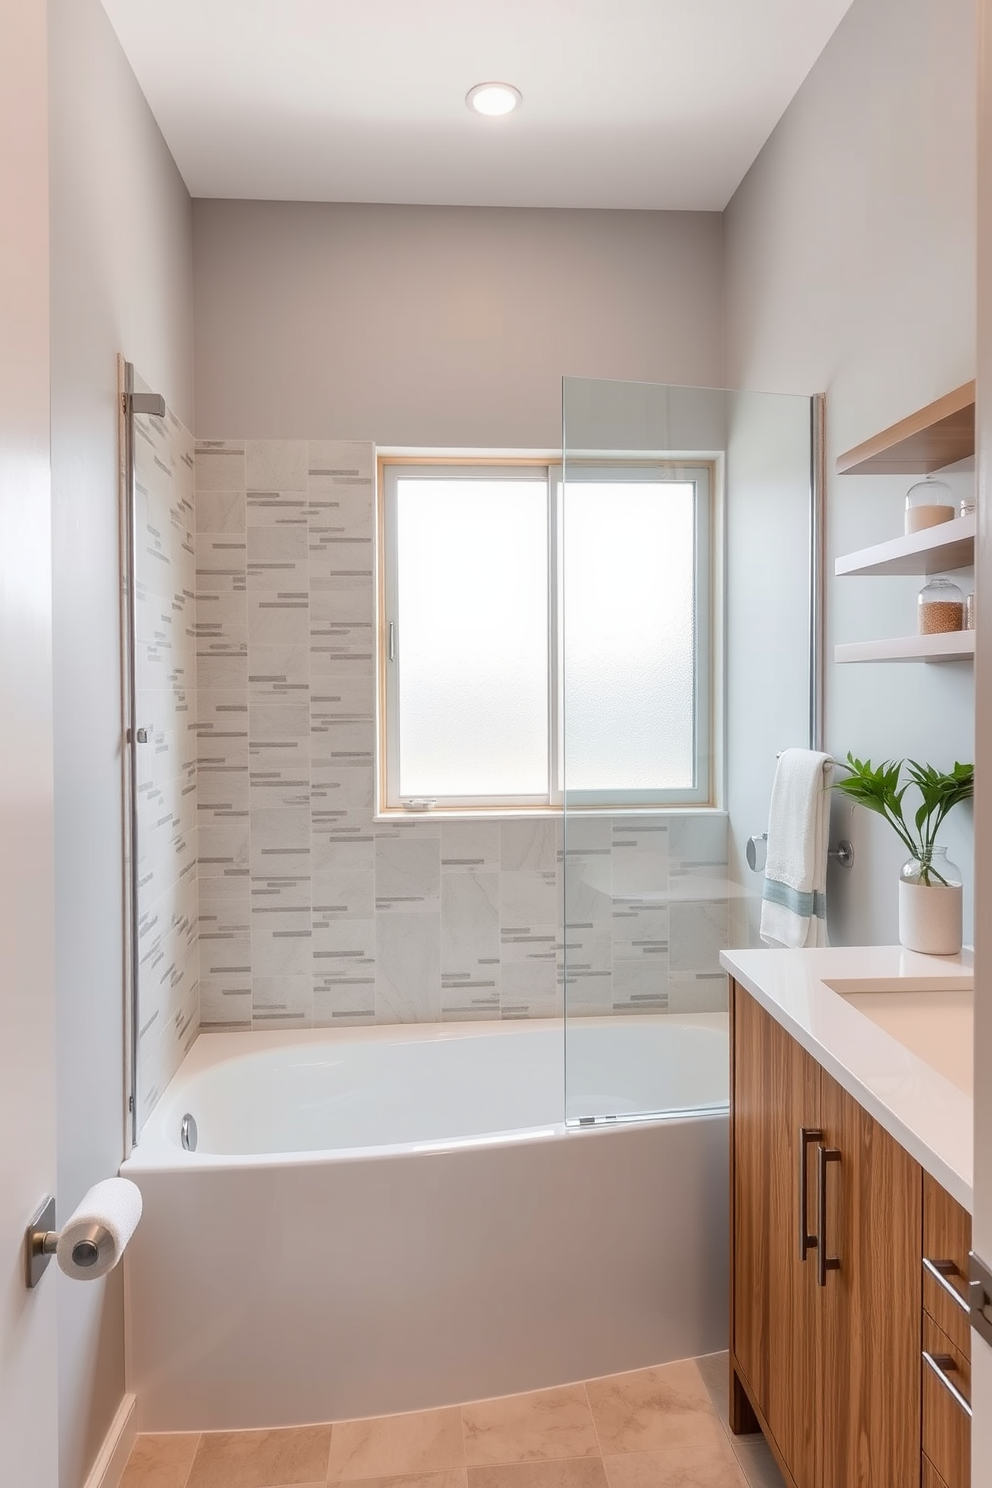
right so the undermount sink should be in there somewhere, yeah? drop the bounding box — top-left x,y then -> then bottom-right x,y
823,977 -> 974,1097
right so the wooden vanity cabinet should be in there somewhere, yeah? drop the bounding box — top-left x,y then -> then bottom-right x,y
731,981 -> 819,1485
922,1175 -> 972,1488
730,979 -> 923,1488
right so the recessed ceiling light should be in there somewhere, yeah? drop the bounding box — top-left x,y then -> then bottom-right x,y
466,82 -> 522,118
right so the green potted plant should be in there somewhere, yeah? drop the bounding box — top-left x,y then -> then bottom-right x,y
833,755 -> 974,954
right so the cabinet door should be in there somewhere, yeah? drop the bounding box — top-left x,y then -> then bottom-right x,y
732,983 -> 820,1486
817,1068 -> 922,1488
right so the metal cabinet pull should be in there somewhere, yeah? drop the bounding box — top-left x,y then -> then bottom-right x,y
923,1351 -> 972,1418
816,1144 -> 841,1287
798,1127 -> 824,1260
923,1257 -> 971,1315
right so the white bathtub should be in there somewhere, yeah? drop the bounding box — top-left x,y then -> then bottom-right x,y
123,1015 -> 729,1430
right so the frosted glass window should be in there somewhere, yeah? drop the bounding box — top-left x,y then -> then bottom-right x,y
562,481 -> 699,793
396,478 -> 549,798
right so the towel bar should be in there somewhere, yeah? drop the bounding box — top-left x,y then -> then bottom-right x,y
746,833 -> 854,872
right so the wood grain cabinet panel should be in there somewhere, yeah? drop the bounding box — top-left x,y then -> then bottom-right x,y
923,1172 -> 972,1355
922,1314 -> 971,1488
732,982 -> 819,1486
731,980 -> 930,1488
923,1455 -> 951,1488
817,1067 -> 922,1488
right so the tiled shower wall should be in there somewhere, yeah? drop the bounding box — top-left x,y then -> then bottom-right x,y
193,439 -> 731,1031
134,402 -> 199,1119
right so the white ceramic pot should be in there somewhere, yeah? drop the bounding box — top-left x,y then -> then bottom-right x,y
897,879 -> 963,955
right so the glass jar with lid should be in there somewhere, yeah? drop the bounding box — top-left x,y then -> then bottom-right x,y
905,476 -> 954,535
918,576 -> 964,634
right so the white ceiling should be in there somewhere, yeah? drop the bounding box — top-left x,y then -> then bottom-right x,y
100,0 -> 854,210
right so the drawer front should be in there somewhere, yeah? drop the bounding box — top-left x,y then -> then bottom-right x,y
923,1454 -> 950,1488
923,1172 -> 972,1355
922,1313 -> 971,1488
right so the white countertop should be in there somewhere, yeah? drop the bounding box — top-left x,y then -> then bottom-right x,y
720,944 -> 974,1212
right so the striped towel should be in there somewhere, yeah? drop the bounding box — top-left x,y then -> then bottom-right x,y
760,749 -> 832,949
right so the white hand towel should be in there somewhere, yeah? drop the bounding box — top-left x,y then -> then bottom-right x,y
760,748 -> 832,949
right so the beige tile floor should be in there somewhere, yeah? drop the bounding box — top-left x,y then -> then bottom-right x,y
120,1353 -> 785,1488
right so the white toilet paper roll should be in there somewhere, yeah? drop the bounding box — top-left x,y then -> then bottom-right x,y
56,1177 -> 143,1282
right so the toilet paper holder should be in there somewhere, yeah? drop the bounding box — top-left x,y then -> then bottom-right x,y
25,1195 -> 109,1288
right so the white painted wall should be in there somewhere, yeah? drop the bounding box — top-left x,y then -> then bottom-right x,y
724,0 -> 977,946
192,201 -> 724,446
48,0 -> 193,1480
0,0 -> 57,1481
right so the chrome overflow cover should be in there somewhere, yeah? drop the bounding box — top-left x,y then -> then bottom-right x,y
180,1112 -> 198,1152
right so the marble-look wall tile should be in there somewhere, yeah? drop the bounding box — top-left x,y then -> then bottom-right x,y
501,962 -> 560,1019
441,821 -> 501,872
252,974 -> 313,1028
667,971 -> 729,1014
441,870 -> 500,1020
376,833 -> 441,912
195,441 -> 245,491
501,819 -> 557,872
669,898 -> 729,974
376,911 -> 441,1022
194,440 -> 736,1032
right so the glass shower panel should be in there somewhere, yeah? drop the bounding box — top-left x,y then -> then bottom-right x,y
128,371 -> 199,1136
561,377 -> 815,1125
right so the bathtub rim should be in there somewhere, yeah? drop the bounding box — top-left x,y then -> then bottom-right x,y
123,1012 -> 729,1176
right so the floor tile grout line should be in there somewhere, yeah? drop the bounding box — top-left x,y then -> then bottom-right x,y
581,1380 -> 605,1461
178,1431 -> 201,1488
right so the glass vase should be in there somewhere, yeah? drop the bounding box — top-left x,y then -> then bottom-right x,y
898,846 -> 963,955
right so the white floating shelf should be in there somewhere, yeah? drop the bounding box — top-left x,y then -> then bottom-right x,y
835,631 -> 976,664
835,514 -> 975,577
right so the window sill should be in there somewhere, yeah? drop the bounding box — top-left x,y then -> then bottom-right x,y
374,804 -> 728,823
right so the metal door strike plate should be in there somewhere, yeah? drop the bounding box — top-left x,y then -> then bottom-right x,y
969,1250 -> 992,1347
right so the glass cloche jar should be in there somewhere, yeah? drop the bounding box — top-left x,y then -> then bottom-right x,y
905,476 -> 955,534
918,576 -> 964,634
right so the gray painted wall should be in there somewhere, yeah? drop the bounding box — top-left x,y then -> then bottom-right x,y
724,0 -> 977,945
192,201 -> 725,446
48,0 -> 192,1480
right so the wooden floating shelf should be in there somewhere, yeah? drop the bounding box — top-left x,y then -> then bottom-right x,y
835,514 -> 975,577
835,631 -> 975,664
836,381 -> 975,476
